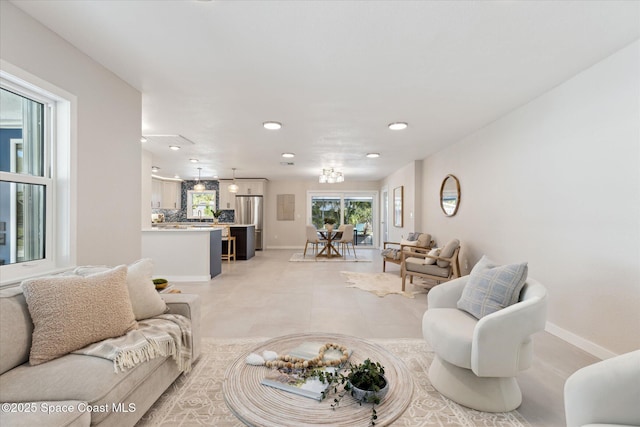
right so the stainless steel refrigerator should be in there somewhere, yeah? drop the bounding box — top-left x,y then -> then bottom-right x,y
235,195 -> 263,250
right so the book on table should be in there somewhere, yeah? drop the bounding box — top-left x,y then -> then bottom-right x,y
261,367 -> 336,401
260,342 -> 352,401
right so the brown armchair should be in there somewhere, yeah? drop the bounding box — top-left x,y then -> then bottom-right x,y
401,239 -> 461,290
381,233 -> 433,272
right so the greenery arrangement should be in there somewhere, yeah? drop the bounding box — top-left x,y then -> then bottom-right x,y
311,199 -> 372,231
152,278 -> 168,290
212,210 -> 222,219
312,358 -> 387,426
323,217 -> 337,225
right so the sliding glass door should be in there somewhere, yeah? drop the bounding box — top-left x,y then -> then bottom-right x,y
308,191 -> 378,247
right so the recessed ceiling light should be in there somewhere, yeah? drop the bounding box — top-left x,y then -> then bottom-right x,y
174,175 -> 180,179
169,145 -> 181,150
281,153 -> 295,158
388,122 -> 408,130
189,158 -> 199,163
263,121 -> 282,130
366,153 -> 380,158
140,136 -> 147,143
151,166 -> 160,172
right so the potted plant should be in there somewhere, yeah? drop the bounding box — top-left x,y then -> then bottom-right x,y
212,210 -> 222,224
324,217 -> 337,232
315,358 -> 388,426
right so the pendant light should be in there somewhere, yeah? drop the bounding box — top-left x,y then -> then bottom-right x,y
228,168 -> 239,193
193,167 -> 205,192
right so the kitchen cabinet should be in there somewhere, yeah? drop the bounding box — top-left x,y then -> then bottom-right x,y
161,180 -> 182,209
217,179 -> 266,210
218,180 -> 235,210
151,178 -> 182,209
230,225 -> 256,260
151,178 -> 163,208
238,180 -> 264,196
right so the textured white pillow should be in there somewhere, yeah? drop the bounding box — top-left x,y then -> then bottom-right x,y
21,266 -> 138,365
127,258 -> 168,320
423,248 -> 440,265
69,259 -> 167,320
400,239 -> 418,247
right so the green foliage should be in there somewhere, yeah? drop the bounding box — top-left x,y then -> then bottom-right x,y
309,359 -> 386,426
310,197 -> 372,230
347,359 -> 386,395
344,200 -> 373,226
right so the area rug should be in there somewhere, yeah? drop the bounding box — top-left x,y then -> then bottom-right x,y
289,253 -> 372,262
341,271 -> 429,298
137,338 -> 531,427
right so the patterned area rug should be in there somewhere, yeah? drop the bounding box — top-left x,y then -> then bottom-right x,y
341,271 -> 430,298
289,253 -> 372,262
137,338 -> 531,427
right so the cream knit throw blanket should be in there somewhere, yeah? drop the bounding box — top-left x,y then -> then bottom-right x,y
73,313 -> 192,373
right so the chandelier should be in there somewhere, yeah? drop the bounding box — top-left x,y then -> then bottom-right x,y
193,167 -> 205,192
228,168 -> 239,193
319,168 -> 344,184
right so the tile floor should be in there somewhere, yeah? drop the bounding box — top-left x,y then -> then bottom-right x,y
175,248 -> 599,427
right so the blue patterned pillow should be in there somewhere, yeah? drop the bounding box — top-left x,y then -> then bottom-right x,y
457,256 -> 528,319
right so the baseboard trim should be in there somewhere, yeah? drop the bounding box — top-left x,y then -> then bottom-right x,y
264,246 -> 304,250
162,275 -> 211,283
545,321 -> 617,360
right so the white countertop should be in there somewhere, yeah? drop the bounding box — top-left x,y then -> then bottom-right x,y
143,227 -> 221,232
144,223 -> 255,231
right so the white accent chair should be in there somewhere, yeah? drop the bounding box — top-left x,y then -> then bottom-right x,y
564,350 -> 640,427
303,225 -> 324,257
422,276 -> 547,412
336,224 -> 356,258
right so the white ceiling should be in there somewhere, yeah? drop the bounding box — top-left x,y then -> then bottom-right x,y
12,0 -> 640,182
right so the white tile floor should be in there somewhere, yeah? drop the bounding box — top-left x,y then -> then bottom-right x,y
174,248 -> 598,426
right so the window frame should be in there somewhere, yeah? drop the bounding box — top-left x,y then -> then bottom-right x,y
307,190 -> 379,247
0,65 -> 75,286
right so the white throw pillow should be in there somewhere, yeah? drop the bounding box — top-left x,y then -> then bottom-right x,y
126,258 -> 168,320
423,248 -> 440,265
400,239 -> 418,247
69,259 -> 167,320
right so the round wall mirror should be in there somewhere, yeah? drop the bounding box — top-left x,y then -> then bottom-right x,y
440,174 -> 460,216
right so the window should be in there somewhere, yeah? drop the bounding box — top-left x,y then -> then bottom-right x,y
0,87 -> 49,266
0,69 -> 73,285
308,191 -> 377,247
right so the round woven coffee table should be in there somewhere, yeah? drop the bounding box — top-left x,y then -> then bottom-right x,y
223,333 -> 413,426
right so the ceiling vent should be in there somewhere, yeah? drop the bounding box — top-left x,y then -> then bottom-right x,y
280,162 -> 295,166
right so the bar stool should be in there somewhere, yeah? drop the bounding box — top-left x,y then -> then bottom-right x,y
221,225 -> 236,263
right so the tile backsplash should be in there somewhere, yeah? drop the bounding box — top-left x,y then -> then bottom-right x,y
152,180 -> 235,223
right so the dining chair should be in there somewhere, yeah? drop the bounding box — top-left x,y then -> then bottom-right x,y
221,225 -> 236,263
304,225 -> 324,257
337,224 -> 356,258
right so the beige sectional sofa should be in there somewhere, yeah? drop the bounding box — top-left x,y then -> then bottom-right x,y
0,263 -> 201,427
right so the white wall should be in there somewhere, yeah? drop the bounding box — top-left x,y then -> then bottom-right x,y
421,41 -> 640,356
380,161 -> 423,244
1,2 -> 143,266
265,179 -> 380,248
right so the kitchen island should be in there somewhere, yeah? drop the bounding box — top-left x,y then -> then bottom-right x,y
225,224 -> 256,260
141,227 -> 222,282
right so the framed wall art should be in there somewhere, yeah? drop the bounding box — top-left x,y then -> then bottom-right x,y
393,186 -> 403,227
